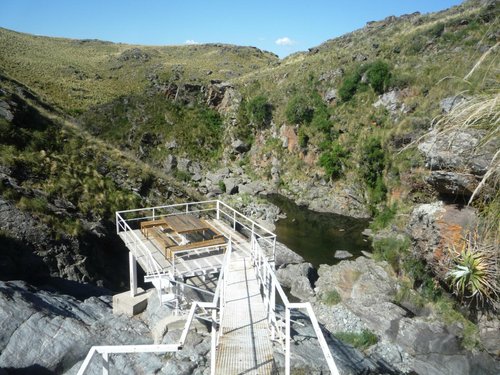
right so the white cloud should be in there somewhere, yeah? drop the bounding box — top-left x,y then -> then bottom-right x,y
185,39 -> 200,45
275,37 -> 295,46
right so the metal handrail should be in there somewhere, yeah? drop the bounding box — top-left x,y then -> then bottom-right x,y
115,212 -> 165,301
251,236 -> 340,375
78,240 -> 233,375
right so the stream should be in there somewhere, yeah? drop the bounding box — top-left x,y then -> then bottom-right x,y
265,194 -> 372,268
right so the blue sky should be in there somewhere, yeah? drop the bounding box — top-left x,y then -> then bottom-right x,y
1,0 -> 463,58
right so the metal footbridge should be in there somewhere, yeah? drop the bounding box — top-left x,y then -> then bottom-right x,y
78,200 -> 340,375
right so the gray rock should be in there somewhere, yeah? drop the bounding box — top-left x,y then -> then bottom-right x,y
238,181 -> 265,195
0,100 -> 14,121
426,170 -> 478,198
165,140 -> 178,149
231,139 -> 250,154
290,276 -> 315,301
188,161 -> 202,175
223,177 -> 239,195
334,250 -> 353,259
318,68 -> 344,82
276,262 -> 314,289
440,95 -> 466,113
273,241 -> 305,267
191,173 -> 202,182
353,53 -> 368,62
418,129 -> 497,176
408,202 -> 477,274
176,158 -> 191,173
323,88 -> 337,103
373,89 -> 405,113
163,154 -> 177,173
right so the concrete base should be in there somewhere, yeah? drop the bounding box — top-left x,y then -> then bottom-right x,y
112,288 -> 153,316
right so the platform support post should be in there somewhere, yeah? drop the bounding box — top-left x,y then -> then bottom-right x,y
129,252 -> 137,297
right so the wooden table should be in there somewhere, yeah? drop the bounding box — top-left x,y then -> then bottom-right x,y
163,214 -> 211,234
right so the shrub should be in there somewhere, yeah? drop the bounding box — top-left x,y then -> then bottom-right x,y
339,69 -> 362,102
246,95 -> 272,128
360,137 -> 385,189
319,142 -> 349,180
285,94 -> 314,125
322,289 -> 342,305
373,236 -> 410,273
298,127 -> 309,149
365,60 -> 391,95
310,104 -> 331,132
370,204 -> 397,230
218,180 -> 226,193
445,231 -> 499,307
334,330 -> 378,350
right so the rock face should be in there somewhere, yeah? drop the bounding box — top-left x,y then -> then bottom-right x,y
312,257 -> 500,375
418,129 -> 498,199
276,262 -> 316,301
0,281 -> 210,375
0,195 -> 130,289
407,201 -> 478,275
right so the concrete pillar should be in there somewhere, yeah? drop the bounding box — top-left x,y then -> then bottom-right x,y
129,252 -> 137,297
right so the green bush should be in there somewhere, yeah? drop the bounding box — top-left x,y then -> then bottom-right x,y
373,236 -> 410,272
339,69 -> 362,102
334,330 -> 378,350
298,127 -> 309,149
365,60 -> 392,95
370,204 -> 397,230
310,104 -> 331,132
319,142 -> 349,180
246,95 -> 272,128
285,94 -> 314,125
360,137 -> 386,189
322,289 -> 342,305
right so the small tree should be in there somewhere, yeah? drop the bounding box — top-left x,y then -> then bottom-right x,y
365,60 -> 391,95
246,95 -> 272,128
319,142 -> 349,179
285,94 -> 314,125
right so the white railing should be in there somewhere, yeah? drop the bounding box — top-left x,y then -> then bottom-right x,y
77,240 -> 232,375
251,236 -> 340,375
115,212 -> 166,300
116,200 -> 276,260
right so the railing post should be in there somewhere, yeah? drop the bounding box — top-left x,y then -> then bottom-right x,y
285,308 -> 291,375
115,213 -> 119,234
102,352 -> 109,375
270,278 -> 276,339
211,309 -> 217,375
152,208 -> 155,221
233,211 -> 236,230
216,201 -> 220,220
129,252 -> 137,297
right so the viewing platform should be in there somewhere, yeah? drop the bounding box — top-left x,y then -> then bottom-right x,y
78,200 -> 339,375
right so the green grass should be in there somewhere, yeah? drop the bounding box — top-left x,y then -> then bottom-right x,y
322,289 -> 342,305
334,329 -> 378,350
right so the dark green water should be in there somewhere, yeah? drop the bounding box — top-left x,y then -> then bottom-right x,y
266,194 -> 372,268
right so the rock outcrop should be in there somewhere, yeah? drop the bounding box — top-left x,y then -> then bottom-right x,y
312,257 -> 500,375
0,281 -> 211,375
418,129 -> 498,200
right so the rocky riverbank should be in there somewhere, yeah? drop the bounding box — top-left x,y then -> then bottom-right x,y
275,249 -> 500,375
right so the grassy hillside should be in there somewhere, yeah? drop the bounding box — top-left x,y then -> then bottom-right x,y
0,28 -> 278,114
0,0 -> 497,311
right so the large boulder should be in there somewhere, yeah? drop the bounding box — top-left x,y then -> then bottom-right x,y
418,129 -> 491,174
407,201 -> 478,275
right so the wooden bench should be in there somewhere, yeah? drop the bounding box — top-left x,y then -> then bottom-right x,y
140,218 -> 168,237
166,236 -> 227,260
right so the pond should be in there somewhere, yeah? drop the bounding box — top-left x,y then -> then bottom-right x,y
265,194 -> 372,268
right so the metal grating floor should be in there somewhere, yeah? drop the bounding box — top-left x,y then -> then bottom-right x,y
215,252 -> 274,374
